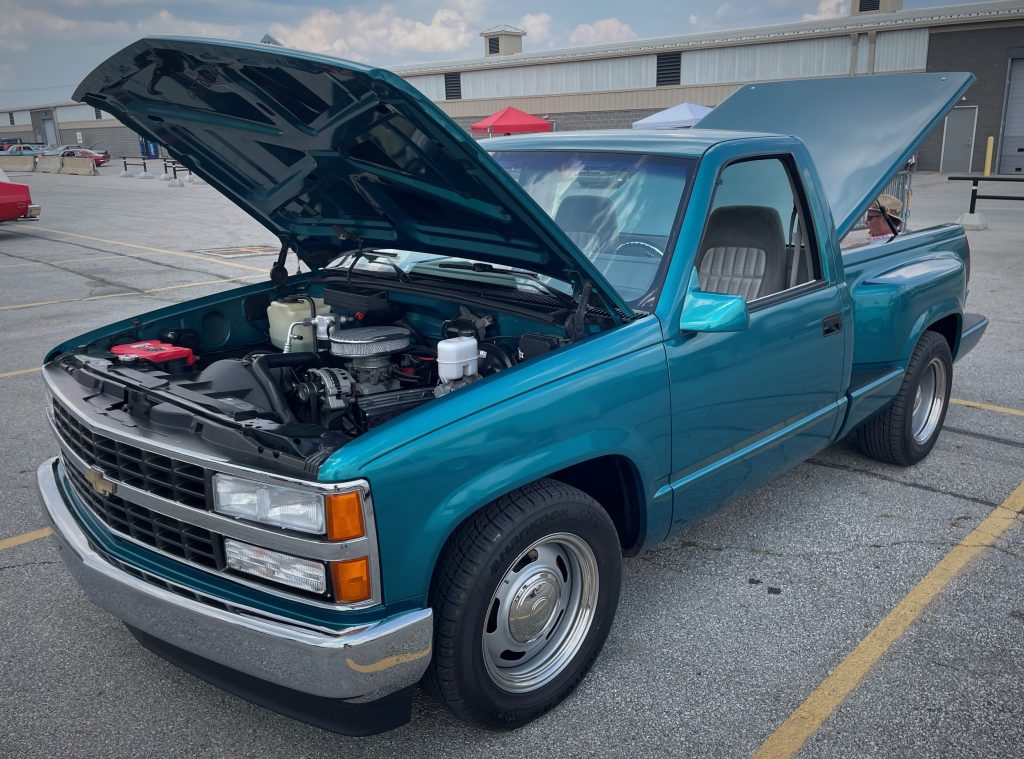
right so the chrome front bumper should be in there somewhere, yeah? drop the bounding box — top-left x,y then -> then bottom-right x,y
37,457 -> 432,703
24,204 -> 40,218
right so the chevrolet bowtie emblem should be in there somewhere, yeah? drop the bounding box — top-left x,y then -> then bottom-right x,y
85,466 -> 116,497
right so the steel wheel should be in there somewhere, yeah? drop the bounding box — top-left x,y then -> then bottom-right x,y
856,330 -> 952,466
481,532 -> 599,693
911,357 -> 947,445
425,479 -> 621,728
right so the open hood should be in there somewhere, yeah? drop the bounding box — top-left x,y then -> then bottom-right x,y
73,37 -> 632,317
695,72 -> 974,238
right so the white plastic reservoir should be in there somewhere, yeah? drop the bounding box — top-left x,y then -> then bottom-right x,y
267,297 -> 327,352
437,336 -> 479,381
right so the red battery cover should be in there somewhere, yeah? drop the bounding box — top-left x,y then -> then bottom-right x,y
111,341 -> 195,366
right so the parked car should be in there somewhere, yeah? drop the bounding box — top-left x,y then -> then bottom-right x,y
87,146 -> 111,164
61,148 -> 109,167
0,168 -> 41,221
39,38 -> 986,737
1,144 -> 46,156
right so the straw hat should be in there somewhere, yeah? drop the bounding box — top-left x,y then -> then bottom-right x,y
872,194 -> 904,221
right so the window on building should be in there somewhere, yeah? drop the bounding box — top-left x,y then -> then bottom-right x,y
487,36 -> 499,54
444,73 -> 462,100
7,112 -> 13,126
94,108 -> 103,120
656,53 -> 681,87
859,0 -> 881,10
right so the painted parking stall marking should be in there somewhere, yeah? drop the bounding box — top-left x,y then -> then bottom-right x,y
751,479 -> 1024,759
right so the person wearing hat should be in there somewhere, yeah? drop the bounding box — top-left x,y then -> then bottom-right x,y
865,194 -> 904,242
841,194 -> 904,249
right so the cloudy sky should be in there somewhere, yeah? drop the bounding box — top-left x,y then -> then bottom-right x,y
0,0 -> 996,108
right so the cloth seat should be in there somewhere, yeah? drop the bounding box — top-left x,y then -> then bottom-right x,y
697,205 -> 787,300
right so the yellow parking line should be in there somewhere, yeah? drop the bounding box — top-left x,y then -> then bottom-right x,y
0,367 -> 40,379
0,274 -> 264,312
950,398 -> 1024,418
27,225 -> 267,273
0,527 -> 53,551
751,480 -> 1024,759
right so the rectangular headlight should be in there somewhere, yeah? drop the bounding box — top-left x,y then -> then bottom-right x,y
213,474 -> 324,534
224,539 -> 327,594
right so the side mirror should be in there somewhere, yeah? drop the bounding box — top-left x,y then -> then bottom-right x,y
680,270 -> 750,333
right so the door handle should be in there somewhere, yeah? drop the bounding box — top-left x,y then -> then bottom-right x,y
822,313 -> 842,336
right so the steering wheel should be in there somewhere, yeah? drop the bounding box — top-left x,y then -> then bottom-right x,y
614,240 -> 663,259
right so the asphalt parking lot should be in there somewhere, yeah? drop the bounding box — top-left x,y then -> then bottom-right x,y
1,166 -> 1022,759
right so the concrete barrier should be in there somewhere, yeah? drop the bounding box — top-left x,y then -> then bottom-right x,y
0,155 -> 36,172
35,155 -> 63,174
59,157 -> 98,176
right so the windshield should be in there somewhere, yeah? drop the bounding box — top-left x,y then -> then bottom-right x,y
329,150 -> 693,306
491,150 -> 693,303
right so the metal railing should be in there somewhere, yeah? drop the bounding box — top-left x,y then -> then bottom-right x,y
947,174 -> 1024,214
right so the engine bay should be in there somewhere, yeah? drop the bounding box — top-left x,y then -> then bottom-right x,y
52,280 -> 582,471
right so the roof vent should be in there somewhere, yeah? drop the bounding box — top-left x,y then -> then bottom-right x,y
480,24 -> 526,56
851,0 -> 902,15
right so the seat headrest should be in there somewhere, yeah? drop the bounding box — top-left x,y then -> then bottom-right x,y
705,205 -> 785,246
554,195 -> 618,237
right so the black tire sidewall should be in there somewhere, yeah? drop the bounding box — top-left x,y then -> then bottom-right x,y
901,333 -> 953,462
449,496 -> 621,727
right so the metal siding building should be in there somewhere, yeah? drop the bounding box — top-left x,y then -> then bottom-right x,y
2,1 -> 1022,172
394,1 -> 1024,172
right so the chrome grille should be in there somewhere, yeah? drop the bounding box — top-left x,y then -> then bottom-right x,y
64,460 -> 220,569
52,399 -> 207,509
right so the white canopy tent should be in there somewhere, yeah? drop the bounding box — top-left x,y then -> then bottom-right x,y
631,102 -> 713,130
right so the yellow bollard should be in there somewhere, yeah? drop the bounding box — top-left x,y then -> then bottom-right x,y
983,136 -> 994,176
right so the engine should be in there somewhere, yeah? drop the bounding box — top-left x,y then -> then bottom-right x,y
204,300 -> 497,437
76,291 -> 559,462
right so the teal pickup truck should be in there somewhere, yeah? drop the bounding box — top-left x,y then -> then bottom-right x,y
38,38 -> 987,734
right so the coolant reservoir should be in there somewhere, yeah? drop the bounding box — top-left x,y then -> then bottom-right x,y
267,297 -> 327,352
437,336 -> 479,381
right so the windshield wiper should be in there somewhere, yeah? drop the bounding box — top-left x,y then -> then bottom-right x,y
332,226 -> 412,284
436,261 -> 575,305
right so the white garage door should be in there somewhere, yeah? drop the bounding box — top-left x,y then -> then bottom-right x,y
1000,57 -> 1024,174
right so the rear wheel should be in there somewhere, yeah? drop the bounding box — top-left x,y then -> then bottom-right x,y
424,480 -> 621,728
856,330 -> 952,466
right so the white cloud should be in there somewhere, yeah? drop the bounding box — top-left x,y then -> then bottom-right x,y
0,6 -> 240,53
687,2 -> 737,32
803,0 -> 846,21
143,9 -> 242,38
269,5 -> 476,62
568,17 -> 637,46
518,12 -> 551,45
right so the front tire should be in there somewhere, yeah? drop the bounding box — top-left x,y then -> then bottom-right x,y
856,330 -> 953,466
424,479 -> 622,729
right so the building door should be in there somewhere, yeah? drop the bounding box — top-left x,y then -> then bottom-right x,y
41,118 -> 57,146
999,57 -> 1024,174
940,106 -> 977,173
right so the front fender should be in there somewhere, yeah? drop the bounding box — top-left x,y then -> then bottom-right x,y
324,325 -> 673,606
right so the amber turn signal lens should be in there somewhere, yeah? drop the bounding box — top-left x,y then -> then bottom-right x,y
331,557 -> 371,603
326,492 -> 365,541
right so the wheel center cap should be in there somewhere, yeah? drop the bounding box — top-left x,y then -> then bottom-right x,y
508,571 -> 560,643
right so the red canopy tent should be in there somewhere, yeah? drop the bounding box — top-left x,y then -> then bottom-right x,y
470,107 -> 552,136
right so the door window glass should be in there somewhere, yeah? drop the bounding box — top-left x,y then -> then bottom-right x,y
696,157 -> 821,302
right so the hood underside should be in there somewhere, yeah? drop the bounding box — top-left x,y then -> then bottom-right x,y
695,72 -> 974,238
74,37 -> 633,316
